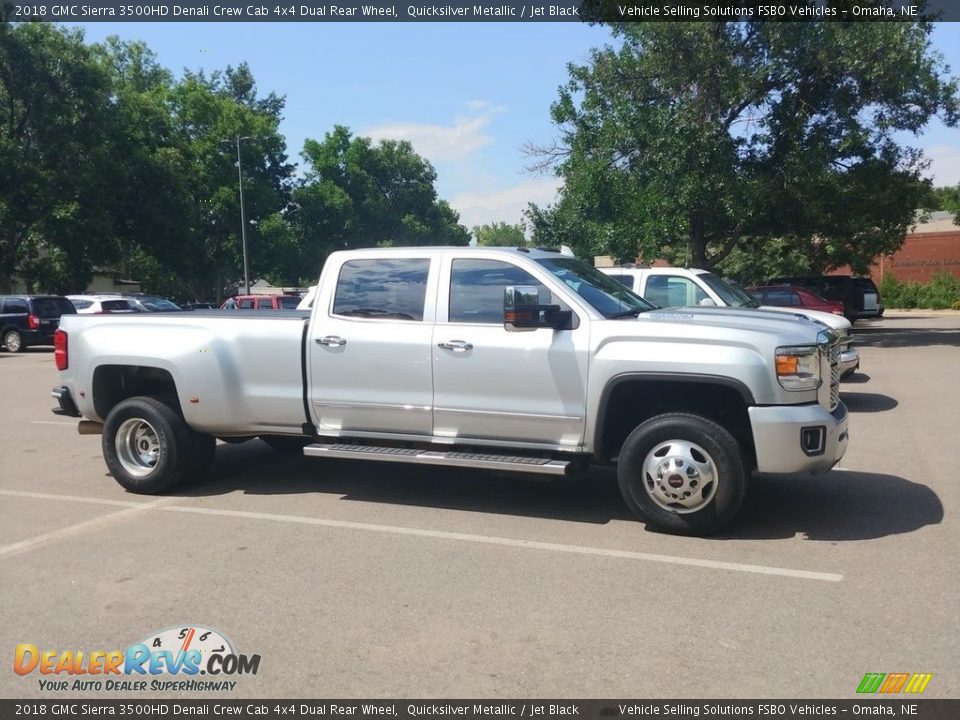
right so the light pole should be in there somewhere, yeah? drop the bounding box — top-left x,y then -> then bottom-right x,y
223,135 -> 252,295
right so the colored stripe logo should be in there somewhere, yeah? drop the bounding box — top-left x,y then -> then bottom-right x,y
857,673 -> 932,694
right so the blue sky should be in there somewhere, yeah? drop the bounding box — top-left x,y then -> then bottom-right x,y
70,21 -> 960,230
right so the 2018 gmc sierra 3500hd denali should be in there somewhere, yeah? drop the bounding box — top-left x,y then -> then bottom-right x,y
51,247 -> 848,535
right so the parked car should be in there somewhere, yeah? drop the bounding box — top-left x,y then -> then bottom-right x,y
854,277 -> 884,318
66,296 -> 138,315
1,295 -> 76,353
765,275 -> 862,322
747,285 -> 846,316
120,294 -> 182,312
598,266 -> 860,379
222,295 -> 302,310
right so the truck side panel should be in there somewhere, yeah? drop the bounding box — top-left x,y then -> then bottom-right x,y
60,313 -> 307,436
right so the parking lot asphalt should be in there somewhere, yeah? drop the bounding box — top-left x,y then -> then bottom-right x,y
1,310 -> 957,699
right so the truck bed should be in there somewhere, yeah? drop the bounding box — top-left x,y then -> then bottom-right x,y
58,311 -> 311,436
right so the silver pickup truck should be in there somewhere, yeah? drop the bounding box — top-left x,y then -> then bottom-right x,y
51,247 -> 848,535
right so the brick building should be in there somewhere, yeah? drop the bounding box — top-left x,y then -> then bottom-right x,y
869,211 -> 960,284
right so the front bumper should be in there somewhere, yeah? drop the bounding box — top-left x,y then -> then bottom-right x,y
839,347 -> 860,380
749,401 -> 848,474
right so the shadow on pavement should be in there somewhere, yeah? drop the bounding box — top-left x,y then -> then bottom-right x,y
175,441 -> 942,540
853,326 -> 960,348
177,439 -> 636,525
719,470 -> 943,541
840,391 -> 898,413
840,372 -> 871,384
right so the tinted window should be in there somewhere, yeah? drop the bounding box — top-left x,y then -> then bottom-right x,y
606,274 -> 634,288
239,299 -> 256,310
278,296 -> 301,309
333,258 -> 430,321
71,299 -> 94,310
33,298 -> 75,317
763,289 -> 799,306
101,300 -> 136,313
136,296 -> 180,311
449,259 -> 551,324
644,276 -> 707,307
3,299 -> 28,314
257,297 -> 274,309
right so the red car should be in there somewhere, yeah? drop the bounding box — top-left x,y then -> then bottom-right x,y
747,285 -> 845,316
221,295 -> 301,310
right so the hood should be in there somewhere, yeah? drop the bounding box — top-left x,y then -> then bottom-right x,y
629,305 -> 832,346
759,305 -> 851,333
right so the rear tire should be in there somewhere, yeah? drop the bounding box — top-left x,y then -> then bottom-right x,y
617,413 -> 747,536
103,397 -> 192,494
3,330 -> 24,353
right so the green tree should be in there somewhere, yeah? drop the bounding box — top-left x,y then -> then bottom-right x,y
535,21 -> 958,272
920,184 -> 960,217
473,221 -> 526,247
293,126 -> 469,269
163,64 -> 294,300
0,23 -> 116,292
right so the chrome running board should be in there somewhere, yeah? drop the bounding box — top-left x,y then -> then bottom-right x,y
303,443 -> 570,475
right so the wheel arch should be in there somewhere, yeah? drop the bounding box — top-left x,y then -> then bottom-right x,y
92,364 -> 183,421
593,373 -> 756,466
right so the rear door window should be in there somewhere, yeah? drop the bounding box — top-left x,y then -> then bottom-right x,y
257,297 -> 274,309
33,298 -> 75,317
101,300 -> 136,313
333,258 -> 430,321
3,299 -> 29,315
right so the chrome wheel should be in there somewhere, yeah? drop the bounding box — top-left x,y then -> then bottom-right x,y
4,331 -> 22,352
642,439 -> 718,514
115,418 -> 161,478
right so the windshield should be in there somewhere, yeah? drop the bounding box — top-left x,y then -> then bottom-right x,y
137,296 -> 181,311
698,273 -> 760,308
535,257 -> 656,318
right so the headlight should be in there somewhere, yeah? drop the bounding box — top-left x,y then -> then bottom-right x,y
775,345 -> 821,391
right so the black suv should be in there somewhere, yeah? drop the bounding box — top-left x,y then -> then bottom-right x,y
0,295 -> 77,353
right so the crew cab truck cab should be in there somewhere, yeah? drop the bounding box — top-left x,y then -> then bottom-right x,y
599,266 -> 860,380
52,248 -> 848,536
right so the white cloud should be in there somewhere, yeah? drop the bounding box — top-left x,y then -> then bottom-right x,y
363,103 -> 505,164
449,177 -> 562,230
923,144 -> 960,186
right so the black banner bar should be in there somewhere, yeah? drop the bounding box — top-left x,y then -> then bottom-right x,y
1,700 -> 959,720
3,1 -> 960,23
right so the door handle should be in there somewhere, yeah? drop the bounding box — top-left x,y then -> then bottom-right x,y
438,340 -> 473,351
316,335 -> 347,347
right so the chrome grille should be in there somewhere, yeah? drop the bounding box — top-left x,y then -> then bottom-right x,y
829,344 -> 840,410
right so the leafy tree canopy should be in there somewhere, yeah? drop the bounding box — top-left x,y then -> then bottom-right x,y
473,221 -> 526,247
293,126 -> 469,271
534,21 -> 958,274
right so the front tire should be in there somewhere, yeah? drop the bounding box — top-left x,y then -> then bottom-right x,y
103,397 -> 192,494
617,413 -> 747,536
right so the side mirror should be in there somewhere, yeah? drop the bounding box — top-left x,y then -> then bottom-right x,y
504,285 -> 570,331
698,297 -> 717,307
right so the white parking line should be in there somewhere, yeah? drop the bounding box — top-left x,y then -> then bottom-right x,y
0,489 -> 843,582
0,496 -> 172,560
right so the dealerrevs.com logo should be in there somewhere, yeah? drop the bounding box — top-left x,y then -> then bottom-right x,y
14,625 -> 261,692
